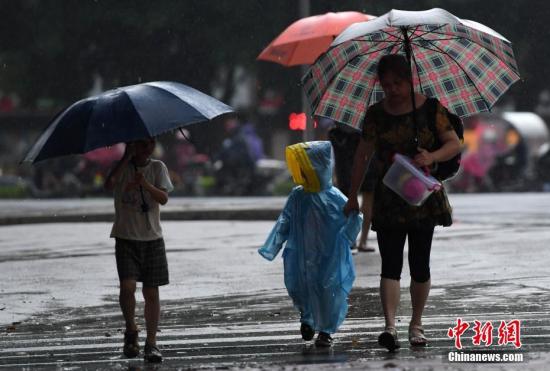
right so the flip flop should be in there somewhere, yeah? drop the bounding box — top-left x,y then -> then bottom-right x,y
357,245 -> 375,252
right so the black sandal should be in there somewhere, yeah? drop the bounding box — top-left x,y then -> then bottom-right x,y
378,327 -> 400,351
123,330 -> 140,358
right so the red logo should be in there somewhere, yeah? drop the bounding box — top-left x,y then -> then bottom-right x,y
447,317 -> 470,349
498,319 -> 522,348
472,320 -> 494,346
448,319 -> 522,349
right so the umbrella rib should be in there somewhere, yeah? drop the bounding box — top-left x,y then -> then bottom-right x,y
339,43 -> 403,60
415,29 -> 519,74
419,36 -> 464,42
414,32 -> 520,77
417,30 -> 463,40
408,25 -> 447,42
412,39 -> 491,111
354,28 -> 404,43
380,28 -> 404,41
409,45 -> 425,96
352,39 -> 403,49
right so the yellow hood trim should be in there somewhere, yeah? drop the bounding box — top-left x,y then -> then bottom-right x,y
285,143 -> 321,193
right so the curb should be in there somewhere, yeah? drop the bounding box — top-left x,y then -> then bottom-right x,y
0,208 -> 282,226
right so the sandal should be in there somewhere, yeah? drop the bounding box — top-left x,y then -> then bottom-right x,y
123,330 -> 140,358
409,324 -> 428,346
144,340 -> 163,363
357,244 -> 375,252
378,327 -> 400,351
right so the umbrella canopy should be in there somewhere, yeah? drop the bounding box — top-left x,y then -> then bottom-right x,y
23,81 -> 233,163
257,11 -> 375,66
302,8 -> 521,129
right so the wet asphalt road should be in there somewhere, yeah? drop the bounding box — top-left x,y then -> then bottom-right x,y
1,194 -> 550,370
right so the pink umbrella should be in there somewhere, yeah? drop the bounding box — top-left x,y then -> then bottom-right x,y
83,143 -> 125,167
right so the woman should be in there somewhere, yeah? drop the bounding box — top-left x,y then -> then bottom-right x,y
344,54 -> 461,351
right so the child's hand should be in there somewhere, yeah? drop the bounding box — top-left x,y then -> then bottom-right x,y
343,198 -> 359,216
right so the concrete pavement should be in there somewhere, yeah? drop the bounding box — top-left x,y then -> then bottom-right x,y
1,193 -> 550,369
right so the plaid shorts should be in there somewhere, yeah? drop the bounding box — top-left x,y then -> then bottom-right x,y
115,238 -> 169,287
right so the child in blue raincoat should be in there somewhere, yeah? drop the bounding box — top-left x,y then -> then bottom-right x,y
258,141 -> 362,347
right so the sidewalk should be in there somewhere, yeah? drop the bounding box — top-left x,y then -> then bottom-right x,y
0,197 -> 287,225
1,193 -> 550,369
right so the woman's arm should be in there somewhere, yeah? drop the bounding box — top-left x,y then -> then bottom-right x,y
415,130 -> 461,167
415,102 -> 461,167
344,137 -> 374,215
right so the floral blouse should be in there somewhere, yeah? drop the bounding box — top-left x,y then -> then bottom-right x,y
362,98 -> 454,230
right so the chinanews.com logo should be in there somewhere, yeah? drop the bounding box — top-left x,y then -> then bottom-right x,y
446,318 -> 524,363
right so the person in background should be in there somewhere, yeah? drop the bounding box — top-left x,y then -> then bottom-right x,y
328,123 -> 377,252
214,117 -> 257,195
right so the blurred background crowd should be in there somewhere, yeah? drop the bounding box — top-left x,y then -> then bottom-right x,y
2,0 -> 550,198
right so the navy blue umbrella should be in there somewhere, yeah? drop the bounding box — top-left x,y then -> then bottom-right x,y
23,81 -> 234,163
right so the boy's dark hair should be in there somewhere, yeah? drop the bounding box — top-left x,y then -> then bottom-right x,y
377,54 -> 412,81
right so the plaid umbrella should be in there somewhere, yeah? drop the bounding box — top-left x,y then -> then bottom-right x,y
302,8 -> 521,130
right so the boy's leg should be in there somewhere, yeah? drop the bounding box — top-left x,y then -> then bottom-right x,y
141,238 -> 168,362
115,238 -> 143,358
119,279 -> 140,358
142,286 -> 160,345
119,279 -> 138,332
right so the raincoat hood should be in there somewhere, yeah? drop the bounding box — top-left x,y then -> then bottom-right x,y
285,141 -> 333,192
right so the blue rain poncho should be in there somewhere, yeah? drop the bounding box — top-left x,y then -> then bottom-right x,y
258,141 -> 362,334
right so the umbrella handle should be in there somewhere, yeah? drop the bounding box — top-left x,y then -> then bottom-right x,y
179,128 -> 195,144
133,162 -> 150,214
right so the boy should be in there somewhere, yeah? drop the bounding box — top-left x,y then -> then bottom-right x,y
104,137 -> 173,362
258,141 -> 362,347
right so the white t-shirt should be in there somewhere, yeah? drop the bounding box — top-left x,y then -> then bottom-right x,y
110,159 -> 174,241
